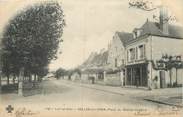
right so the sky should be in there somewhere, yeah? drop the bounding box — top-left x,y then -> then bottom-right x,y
0,0 -> 183,71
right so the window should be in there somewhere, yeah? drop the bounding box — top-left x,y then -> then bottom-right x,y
133,31 -> 137,38
138,45 -> 146,59
133,29 -> 143,38
129,48 -> 135,61
115,58 -> 118,67
136,47 -> 138,59
137,30 -> 142,37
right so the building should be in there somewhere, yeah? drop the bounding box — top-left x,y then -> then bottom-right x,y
107,7 -> 183,89
106,32 -> 133,86
107,32 -> 133,69
124,7 -> 183,89
79,50 -> 108,84
71,71 -> 81,82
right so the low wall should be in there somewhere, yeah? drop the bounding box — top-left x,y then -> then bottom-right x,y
95,80 -> 105,85
63,76 -> 69,80
80,74 -> 90,84
104,72 -> 121,86
151,68 -> 183,89
71,76 -> 80,82
177,68 -> 183,85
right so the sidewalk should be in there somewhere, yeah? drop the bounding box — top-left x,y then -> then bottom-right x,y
61,79 -> 183,107
144,95 -> 183,107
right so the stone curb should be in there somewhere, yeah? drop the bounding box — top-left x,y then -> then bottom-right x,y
143,98 -> 183,108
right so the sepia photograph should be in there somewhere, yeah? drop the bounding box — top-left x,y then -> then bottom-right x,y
0,0 -> 182,117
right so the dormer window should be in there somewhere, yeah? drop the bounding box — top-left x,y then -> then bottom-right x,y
137,30 -> 141,37
133,31 -> 137,38
133,29 -> 143,38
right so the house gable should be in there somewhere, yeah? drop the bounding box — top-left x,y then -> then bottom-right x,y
107,32 -> 129,69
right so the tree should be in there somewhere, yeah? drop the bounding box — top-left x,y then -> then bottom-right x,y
54,68 -> 67,79
129,0 -> 157,11
1,2 -> 65,80
72,68 -> 81,77
157,54 -> 183,87
128,0 -> 176,22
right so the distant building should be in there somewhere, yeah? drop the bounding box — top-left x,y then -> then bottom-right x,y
79,50 -> 108,84
71,71 -> 81,82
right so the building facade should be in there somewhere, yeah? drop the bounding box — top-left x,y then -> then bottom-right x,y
107,7 -> 183,89
107,32 -> 133,86
124,15 -> 183,89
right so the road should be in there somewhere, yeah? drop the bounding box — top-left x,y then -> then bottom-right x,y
1,79 -> 172,111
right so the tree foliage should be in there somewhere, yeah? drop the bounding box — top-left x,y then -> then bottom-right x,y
54,68 -> 81,79
54,68 -> 67,79
1,2 -> 65,78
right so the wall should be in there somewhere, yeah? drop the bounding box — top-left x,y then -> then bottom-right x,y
177,68 -> 183,85
104,72 -> 121,86
124,35 -> 183,88
63,75 -> 69,80
107,33 -> 125,69
151,36 -> 183,60
150,36 -> 183,88
71,73 -> 81,82
80,73 -> 98,84
81,74 -> 89,83
125,36 -> 151,66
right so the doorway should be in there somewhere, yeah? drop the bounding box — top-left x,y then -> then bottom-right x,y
126,64 -> 148,87
159,71 -> 166,88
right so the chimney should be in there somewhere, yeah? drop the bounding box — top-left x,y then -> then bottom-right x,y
159,6 -> 169,34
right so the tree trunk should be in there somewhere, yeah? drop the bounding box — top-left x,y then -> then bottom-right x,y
13,74 -> 16,84
7,74 -> 10,85
18,67 -> 24,96
29,75 -> 32,82
23,76 -> 25,82
34,74 -> 36,82
0,73 -> 2,94
176,68 -> 178,86
169,69 -> 172,87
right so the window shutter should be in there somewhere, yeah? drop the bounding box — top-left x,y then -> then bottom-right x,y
143,45 -> 146,58
136,47 -> 138,60
127,51 -> 129,62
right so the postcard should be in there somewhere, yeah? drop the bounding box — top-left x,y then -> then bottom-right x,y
0,0 -> 182,117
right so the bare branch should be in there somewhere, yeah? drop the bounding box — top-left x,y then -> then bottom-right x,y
129,0 -> 157,11
129,0 -> 177,23
153,14 -> 177,23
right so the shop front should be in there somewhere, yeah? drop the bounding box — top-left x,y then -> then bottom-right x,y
126,63 -> 148,87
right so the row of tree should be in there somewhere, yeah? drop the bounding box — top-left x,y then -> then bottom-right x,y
54,68 -> 81,79
0,2 -> 65,83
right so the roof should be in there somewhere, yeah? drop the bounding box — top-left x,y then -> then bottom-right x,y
91,51 -> 108,67
116,32 -> 133,46
82,68 -> 106,74
116,21 -> 183,46
80,50 -> 108,69
137,21 -> 183,39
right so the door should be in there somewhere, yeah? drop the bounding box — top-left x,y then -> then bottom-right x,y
160,71 -> 166,88
135,68 -> 140,87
